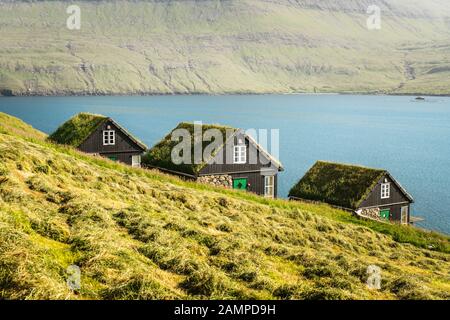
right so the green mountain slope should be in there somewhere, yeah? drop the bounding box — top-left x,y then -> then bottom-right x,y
0,0 -> 449,96
0,112 -> 449,300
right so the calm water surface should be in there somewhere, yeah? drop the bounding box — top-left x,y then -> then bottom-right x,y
1,95 -> 449,234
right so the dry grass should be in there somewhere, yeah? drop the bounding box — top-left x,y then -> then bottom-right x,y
0,114 -> 449,300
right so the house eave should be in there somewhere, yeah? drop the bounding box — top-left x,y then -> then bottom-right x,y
108,118 -> 148,151
243,131 -> 284,171
386,172 -> 415,203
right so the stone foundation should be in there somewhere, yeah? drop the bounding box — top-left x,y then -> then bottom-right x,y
198,175 -> 233,188
359,207 -> 383,222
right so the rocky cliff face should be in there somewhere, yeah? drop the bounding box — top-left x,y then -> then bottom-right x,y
0,0 -> 449,95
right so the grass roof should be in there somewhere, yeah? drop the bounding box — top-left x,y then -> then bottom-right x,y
48,113 -> 108,147
289,161 -> 386,210
143,122 -> 237,176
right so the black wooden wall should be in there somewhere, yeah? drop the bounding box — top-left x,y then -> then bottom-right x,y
79,119 -> 144,165
359,174 -> 411,222
360,175 -> 410,208
199,133 -> 280,197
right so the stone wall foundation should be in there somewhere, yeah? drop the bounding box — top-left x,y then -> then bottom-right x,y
198,175 -> 233,188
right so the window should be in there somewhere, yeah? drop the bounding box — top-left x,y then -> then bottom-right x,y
381,183 -> 390,199
132,155 -> 141,168
103,130 -> 115,145
264,176 -> 275,198
401,206 -> 409,225
233,145 -> 246,164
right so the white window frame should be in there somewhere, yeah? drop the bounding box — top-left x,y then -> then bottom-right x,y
401,206 -> 409,225
131,155 -> 141,168
381,183 -> 390,199
233,145 -> 246,164
103,130 -> 115,146
264,175 -> 275,198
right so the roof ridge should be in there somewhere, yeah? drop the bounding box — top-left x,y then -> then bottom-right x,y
78,112 -> 107,117
316,160 -> 386,172
176,121 -> 236,130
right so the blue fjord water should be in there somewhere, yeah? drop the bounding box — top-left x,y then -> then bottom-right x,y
0,94 -> 449,234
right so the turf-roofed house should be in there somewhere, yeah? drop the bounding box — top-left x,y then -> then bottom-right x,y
143,122 -> 284,198
289,161 -> 414,224
49,113 -> 147,167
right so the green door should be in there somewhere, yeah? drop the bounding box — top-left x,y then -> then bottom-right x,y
380,209 -> 390,221
233,178 -> 248,190
108,156 -> 118,162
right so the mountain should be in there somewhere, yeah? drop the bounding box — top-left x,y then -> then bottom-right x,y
0,111 -> 449,299
0,0 -> 449,96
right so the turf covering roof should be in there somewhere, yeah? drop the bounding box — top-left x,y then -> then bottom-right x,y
49,112 -> 147,150
49,113 -> 108,147
144,122 -> 237,176
288,161 -> 388,210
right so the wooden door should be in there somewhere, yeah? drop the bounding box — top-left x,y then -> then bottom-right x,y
380,209 -> 390,221
233,178 -> 248,190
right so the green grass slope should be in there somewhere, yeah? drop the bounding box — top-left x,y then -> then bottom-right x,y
0,112 -> 47,141
0,0 -> 449,96
0,112 -> 449,300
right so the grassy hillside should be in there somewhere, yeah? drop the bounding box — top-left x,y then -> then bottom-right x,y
0,0 -> 449,96
0,112 -> 449,300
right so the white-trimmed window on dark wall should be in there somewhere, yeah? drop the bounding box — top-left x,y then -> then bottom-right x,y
233,145 -> 246,164
381,183 -> 390,199
264,176 -> 275,198
132,155 -> 141,168
103,130 -> 115,145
